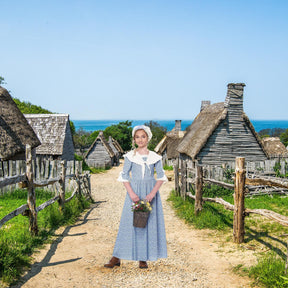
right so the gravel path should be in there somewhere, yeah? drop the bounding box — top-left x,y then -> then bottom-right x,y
13,163 -> 257,288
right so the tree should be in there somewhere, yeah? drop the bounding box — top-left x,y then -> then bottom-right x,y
0,76 -> 5,85
280,129 -> 288,147
104,121 -> 133,152
144,121 -> 167,151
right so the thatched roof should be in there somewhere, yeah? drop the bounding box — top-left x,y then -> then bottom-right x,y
0,86 -> 41,160
177,101 -> 267,160
24,114 -> 73,156
262,137 -> 288,158
177,102 -> 227,160
155,130 -> 186,159
85,131 -> 115,158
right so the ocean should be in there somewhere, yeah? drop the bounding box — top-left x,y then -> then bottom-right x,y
72,119 -> 288,133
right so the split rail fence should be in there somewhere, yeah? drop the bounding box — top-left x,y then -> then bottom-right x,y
0,145 -> 93,235
174,157 -> 288,244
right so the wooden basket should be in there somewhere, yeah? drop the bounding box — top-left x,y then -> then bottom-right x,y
133,211 -> 150,228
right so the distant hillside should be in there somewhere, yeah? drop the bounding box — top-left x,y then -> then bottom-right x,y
13,98 -> 52,114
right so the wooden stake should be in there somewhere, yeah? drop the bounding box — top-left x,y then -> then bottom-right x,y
174,157 -> 180,196
58,160 -> 66,212
26,144 -> 38,236
233,157 -> 246,244
195,165 -> 203,215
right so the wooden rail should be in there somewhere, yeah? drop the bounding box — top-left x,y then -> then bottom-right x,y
177,156 -> 288,244
0,145 -> 92,233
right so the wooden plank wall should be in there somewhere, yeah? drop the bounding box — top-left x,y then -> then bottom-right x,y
0,158 -> 82,194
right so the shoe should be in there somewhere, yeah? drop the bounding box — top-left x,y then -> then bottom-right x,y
139,261 -> 148,269
104,256 -> 120,268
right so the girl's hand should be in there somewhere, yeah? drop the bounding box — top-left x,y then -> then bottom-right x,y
145,193 -> 155,202
131,194 -> 140,203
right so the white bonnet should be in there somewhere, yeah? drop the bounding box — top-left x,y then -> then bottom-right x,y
132,125 -> 153,141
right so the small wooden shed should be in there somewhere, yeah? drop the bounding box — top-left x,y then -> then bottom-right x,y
177,83 -> 269,166
155,120 -> 186,165
24,114 -> 75,161
0,86 -> 40,160
108,136 -> 124,166
262,137 -> 288,159
85,131 -> 115,168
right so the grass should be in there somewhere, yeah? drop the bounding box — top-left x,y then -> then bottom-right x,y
168,185 -> 288,288
0,188 -> 90,285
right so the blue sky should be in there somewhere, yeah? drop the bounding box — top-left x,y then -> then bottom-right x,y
1,0 -> 287,120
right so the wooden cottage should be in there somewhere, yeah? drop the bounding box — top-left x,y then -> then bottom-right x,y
85,131 -> 115,168
0,86 -> 40,160
108,136 -> 124,165
177,83 -> 268,166
262,137 -> 288,159
24,114 -> 75,161
155,120 -> 186,165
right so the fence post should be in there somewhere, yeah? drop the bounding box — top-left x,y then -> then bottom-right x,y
181,159 -> 187,200
174,157 -> 180,196
195,165 -> 203,215
233,157 -> 246,244
59,160 -> 66,212
26,144 -> 38,236
75,168 -> 81,198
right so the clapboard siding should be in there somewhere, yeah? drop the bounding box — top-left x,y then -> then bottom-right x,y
178,83 -> 268,167
85,140 -> 113,168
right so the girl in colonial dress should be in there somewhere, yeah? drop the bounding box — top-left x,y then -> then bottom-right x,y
104,125 -> 168,269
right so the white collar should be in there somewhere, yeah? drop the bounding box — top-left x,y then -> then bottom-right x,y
124,150 -> 162,178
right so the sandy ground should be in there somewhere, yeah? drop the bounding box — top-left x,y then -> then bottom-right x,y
10,162 -> 259,288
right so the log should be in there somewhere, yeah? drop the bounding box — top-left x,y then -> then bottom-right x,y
186,192 -> 234,211
246,178 -> 288,189
233,157 -> 246,244
0,174 -> 26,188
36,195 -> 60,212
245,208 -> 288,227
65,186 -> 78,203
33,177 -> 61,187
0,204 -> 28,228
204,178 -> 234,190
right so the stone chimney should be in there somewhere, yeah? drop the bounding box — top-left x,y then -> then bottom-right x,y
109,136 -> 112,143
200,100 -> 211,112
224,83 -> 246,114
174,120 -> 182,132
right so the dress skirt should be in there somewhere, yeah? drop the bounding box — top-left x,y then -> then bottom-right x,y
112,178 -> 167,261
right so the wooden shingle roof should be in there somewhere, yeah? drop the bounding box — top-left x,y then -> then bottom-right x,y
24,114 -> 72,156
0,86 -> 41,160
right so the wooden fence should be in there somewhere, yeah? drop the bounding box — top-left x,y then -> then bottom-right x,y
0,145 -> 92,235
174,157 -> 288,244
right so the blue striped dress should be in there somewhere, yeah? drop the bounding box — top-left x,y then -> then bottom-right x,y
113,150 -> 168,261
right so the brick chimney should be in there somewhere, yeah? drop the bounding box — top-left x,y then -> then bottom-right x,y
200,100 -> 211,112
174,120 -> 182,132
224,83 -> 246,115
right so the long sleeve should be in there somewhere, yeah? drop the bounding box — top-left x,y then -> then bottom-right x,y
117,157 -> 132,182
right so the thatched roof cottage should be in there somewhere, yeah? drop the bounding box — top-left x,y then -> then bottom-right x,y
155,120 -> 186,165
25,114 -> 75,161
85,131 -> 115,168
262,137 -> 288,158
177,83 -> 268,166
0,86 -> 40,160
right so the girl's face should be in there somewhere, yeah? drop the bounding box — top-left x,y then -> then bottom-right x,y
134,129 -> 148,149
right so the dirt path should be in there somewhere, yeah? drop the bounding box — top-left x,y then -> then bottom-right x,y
13,163 -> 258,288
